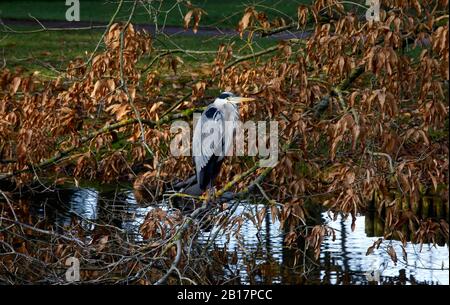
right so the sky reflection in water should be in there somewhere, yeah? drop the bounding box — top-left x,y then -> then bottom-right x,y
31,187 -> 449,285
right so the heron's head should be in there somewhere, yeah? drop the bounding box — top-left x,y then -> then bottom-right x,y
214,92 -> 255,108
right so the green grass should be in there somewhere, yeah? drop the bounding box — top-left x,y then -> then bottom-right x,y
0,0 -> 312,29
0,28 -> 102,76
0,0 -> 305,76
0,24 -> 278,77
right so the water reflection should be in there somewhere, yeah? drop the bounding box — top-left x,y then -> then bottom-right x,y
29,188 -> 98,231
26,187 -> 449,285
198,203 -> 286,284
319,214 -> 449,285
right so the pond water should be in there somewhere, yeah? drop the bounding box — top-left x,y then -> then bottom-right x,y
27,186 -> 449,285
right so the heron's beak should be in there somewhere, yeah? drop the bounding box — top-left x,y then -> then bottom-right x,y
228,97 -> 255,104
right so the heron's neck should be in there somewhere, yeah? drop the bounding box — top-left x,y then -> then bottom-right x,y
212,99 -> 239,128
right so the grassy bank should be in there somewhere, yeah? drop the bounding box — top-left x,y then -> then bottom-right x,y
0,0 -> 311,28
0,25 -> 278,76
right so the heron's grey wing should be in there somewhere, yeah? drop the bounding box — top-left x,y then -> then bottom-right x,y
193,105 -> 224,184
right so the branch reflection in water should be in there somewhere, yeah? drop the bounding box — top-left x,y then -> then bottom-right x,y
22,186 -> 450,284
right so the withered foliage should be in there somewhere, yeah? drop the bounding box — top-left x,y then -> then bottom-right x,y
0,0 -> 448,283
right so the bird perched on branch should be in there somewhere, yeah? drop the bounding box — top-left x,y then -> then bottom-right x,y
179,92 -> 255,199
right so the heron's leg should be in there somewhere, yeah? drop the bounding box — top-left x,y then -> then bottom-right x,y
205,183 -> 217,203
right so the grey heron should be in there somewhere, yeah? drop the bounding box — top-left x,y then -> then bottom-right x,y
181,92 -> 255,198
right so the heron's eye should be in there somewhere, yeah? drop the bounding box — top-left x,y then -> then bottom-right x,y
219,92 -> 234,99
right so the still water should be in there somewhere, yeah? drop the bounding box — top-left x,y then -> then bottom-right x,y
29,186 -> 449,285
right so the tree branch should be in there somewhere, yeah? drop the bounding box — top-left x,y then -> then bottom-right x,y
0,107 -> 204,182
